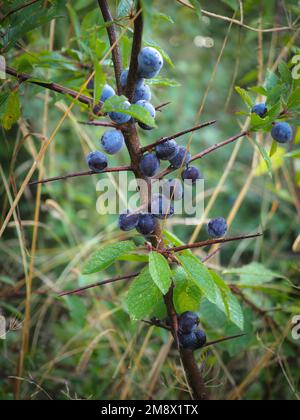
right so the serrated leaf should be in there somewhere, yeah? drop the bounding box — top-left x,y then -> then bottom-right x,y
235,86 -> 253,108
117,0 -> 134,18
82,241 -> 136,275
177,254 -> 217,304
129,104 -> 157,128
125,267 -> 162,320
173,267 -> 202,313
149,252 -> 172,295
224,262 -> 285,285
210,271 -> 244,330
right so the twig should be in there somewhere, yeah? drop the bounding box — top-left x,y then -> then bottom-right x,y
77,121 -> 120,128
176,0 -> 295,33
168,233 -> 263,253
125,3 -> 143,101
140,120 -> 217,153
203,334 -> 246,348
29,166 -> 133,186
190,131 -> 249,163
59,273 -> 139,297
6,66 -> 94,108
0,0 -> 42,23
97,0 -> 123,95
142,318 -> 171,331
156,102 -> 172,111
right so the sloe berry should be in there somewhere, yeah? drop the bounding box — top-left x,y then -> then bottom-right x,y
86,151 -> 108,173
156,140 -> 179,160
207,217 -> 228,238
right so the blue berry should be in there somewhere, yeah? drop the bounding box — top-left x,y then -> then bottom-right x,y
101,84 -> 115,102
118,211 -> 139,232
138,47 -> 164,79
139,153 -> 160,177
207,217 -> 228,238
87,77 -> 94,91
151,195 -> 174,219
156,140 -> 179,160
135,100 -> 156,131
271,122 -> 293,144
162,179 -> 183,201
109,99 -> 131,124
169,146 -> 191,169
136,214 -> 157,236
251,103 -> 267,118
179,311 -> 199,334
195,330 -> 207,348
86,151 -> 108,173
120,69 -> 144,90
133,83 -> 151,103
101,129 -> 125,155
182,166 -> 203,184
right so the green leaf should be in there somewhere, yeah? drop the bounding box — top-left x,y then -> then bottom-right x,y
287,87 -> 300,110
93,60 -> 105,104
177,254 -> 217,304
224,262 -> 285,285
235,86 -> 253,108
173,267 -> 202,314
147,78 -> 181,87
269,140 -> 278,158
253,138 -> 273,178
117,0 -> 134,18
82,241 -> 136,275
149,252 -> 172,295
64,296 -> 87,328
163,230 -> 193,256
0,275 -> 15,286
125,267 -> 162,320
264,70 -> 279,92
248,86 -> 268,96
0,92 -> 21,130
210,271 -> 244,330
144,41 -> 174,67
189,0 -> 202,18
284,149 -> 300,159
102,95 -> 156,128
278,61 -> 292,85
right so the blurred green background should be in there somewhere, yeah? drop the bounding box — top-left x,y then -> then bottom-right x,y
0,0 -> 300,400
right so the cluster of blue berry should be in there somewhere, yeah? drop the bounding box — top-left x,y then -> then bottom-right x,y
86,47 -> 163,172
178,312 -> 207,350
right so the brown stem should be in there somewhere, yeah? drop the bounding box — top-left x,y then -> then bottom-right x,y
140,120 -> 217,153
77,121 -> 121,128
59,273 -> 139,297
6,66 -> 94,108
168,233 -> 263,253
125,2 -> 143,101
180,349 -> 209,400
97,0 -> 123,95
29,166 -> 133,186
